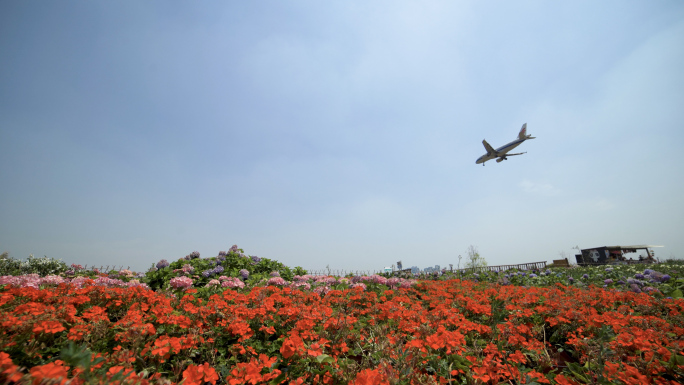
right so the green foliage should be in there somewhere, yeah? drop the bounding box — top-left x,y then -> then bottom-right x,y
464,245 -> 487,270
0,254 -> 68,276
144,263 -> 176,291
142,247 -> 307,290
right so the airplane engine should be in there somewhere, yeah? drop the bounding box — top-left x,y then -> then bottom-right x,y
496,157 -> 505,163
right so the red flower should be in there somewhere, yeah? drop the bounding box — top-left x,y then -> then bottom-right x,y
471,366 -> 490,383
554,374 -> 580,385
29,361 -> 68,385
182,363 -> 218,385
281,334 -> 304,359
0,352 -> 22,383
33,320 -> 66,334
508,350 -> 526,364
352,368 -> 389,385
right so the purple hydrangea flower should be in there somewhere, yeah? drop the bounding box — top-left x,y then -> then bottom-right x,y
251,255 -> 261,263
529,273 -> 538,278
229,245 -> 239,253
202,270 -> 213,278
630,283 -> 642,293
582,274 -> 589,279
635,273 -> 645,279
270,271 -> 280,277
604,279 -> 613,285
218,251 -> 227,257
661,274 -> 671,282
239,269 -> 249,278
156,259 -> 170,269
213,265 -> 224,274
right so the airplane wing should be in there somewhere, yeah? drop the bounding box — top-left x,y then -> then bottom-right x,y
482,140 -> 496,155
504,152 -> 526,156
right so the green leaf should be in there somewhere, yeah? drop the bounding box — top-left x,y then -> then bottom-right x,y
669,353 -> 684,368
270,371 -> 287,385
315,354 -> 334,364
671,289 -> 683,299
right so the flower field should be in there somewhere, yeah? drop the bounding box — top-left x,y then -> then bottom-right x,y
1,250 -> 684,384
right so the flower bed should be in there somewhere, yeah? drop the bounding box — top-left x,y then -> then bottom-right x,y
446,261 -> 684,299
1,274 -> 683,384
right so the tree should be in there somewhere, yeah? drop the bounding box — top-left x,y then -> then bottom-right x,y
464,245 -> 487,270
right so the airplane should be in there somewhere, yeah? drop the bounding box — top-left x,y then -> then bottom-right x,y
476,123 -> 535,166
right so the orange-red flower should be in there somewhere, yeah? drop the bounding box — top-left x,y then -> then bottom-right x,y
352,368 -> 389,385
33,320 -> 66,334
508,350 -> 526,364
29,360 -> 68,385
280,333 -> 304,359
182,362 -> 218,385
0,352 -> 22,383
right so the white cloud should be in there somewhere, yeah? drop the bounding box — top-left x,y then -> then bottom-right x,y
518,180 -> 561,196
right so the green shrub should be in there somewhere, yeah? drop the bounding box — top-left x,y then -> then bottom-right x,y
0,254 -> 68,276
143,247 -> 307,290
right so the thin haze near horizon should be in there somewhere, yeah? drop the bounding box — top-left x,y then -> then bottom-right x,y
1,1 -> 683,273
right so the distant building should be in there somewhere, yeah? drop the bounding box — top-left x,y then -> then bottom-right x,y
434,265 -> 440,271
410,266 -> 420,274
384,266 -> 392,273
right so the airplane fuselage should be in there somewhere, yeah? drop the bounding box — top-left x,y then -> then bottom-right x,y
476,139 -> 525,164
476,123 -> 535,165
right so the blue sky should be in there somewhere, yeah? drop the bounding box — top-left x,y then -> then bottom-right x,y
1,1 -> 683,273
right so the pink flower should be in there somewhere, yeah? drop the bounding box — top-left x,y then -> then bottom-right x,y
351,283 -> 367,291
314,285 -> 330,295
170,276 -> 194,289
220,277 -> 245,289
267,277 -> 287,286
290,281 -> 311,290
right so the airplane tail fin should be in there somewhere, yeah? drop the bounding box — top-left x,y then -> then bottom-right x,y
518,123 -> 528,140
